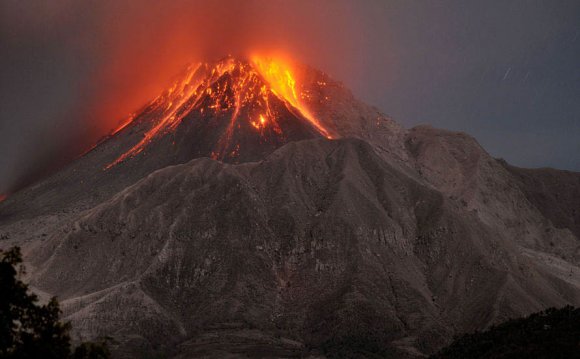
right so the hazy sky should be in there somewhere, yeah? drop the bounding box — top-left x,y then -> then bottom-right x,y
0,0 -> 579,193
346,1 -> 580,172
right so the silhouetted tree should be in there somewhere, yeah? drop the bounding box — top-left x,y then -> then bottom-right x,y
0,247 -> 109,359
431,306 -> 580,359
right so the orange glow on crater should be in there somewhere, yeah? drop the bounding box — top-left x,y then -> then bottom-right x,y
105,55 -> 334,169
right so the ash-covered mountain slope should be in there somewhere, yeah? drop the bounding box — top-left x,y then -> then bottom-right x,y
500,161 -> 580,239
16,138 -> 580,358
0,57 -> 579,358
405,126 -> 579,262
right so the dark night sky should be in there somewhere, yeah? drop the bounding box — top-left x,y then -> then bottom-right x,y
347,1 -> 580,172
0,0 -> 579,193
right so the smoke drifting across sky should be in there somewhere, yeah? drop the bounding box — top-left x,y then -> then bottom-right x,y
0,0 -> 364,193
1,0 -> 579,194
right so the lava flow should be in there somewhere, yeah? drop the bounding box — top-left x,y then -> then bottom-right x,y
252,56 -> 332,139
105,56 -> 333,169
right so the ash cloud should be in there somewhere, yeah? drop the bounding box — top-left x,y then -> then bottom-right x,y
1,1 -> 579,194
0,0 -> 361,193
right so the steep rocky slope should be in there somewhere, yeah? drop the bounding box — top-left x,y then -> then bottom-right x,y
0,58 -> 578,358
12,138 -> 579,358
501,162 -> 580,239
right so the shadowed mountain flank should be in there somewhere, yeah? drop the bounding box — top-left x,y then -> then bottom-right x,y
501,162 -> 580,239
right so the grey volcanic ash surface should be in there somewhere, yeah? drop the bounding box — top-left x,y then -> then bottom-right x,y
0,57 -> 579,358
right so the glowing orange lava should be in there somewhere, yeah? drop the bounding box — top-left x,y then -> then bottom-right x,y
106,63 -> 206,169
251,56 -> 333,139
105,56 -> 334,168
111,113 -> 137,136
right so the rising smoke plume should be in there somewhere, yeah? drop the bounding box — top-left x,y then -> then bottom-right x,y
0,0 -> 363,194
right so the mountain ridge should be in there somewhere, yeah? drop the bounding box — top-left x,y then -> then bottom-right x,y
0,57 -> 578,358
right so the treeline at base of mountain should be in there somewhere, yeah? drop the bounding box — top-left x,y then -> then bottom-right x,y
0,246 -> 110,359
430,306 -> 580,359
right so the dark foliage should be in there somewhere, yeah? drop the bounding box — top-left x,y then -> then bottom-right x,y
71,342 -> 110,359
0,247 -> 110,359
319,335 -> 392,359
431,306 -> 580,359
305,293 -> 401,359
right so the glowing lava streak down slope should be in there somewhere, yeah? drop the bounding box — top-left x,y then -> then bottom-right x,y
106,57 -> 334,169
106,62 -> 204,169
252,57 -> 333,139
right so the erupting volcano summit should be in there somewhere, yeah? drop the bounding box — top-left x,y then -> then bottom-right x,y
104,56 -> 336,169
1,55 -> 401,218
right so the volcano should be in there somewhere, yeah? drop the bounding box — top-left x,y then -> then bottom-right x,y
0,56 -> 400,219
106,56 -> 333,170
1,56 -> 579,358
